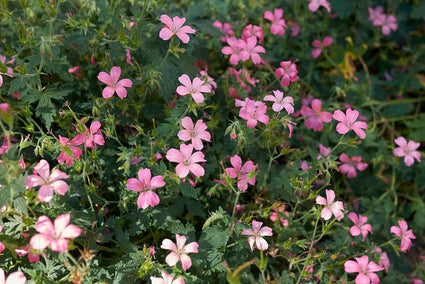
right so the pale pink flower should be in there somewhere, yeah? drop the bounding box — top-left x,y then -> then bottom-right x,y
176,74 -> 212,104
368,6 -> 385,26
348,212 -> 373,241
275,60 -> 298,87
225,155 -> 257,192
0,268 -> 26,284
57,135 -> 82,166
333,108 -> 368,139
263,90 -> 294,114
166,144 -> 206,178
338,153 -> 368,178
97,66 -> 133,99
316,189 -> 344,221
30,214 -> 81,252
199,70 -> 217,90
126,168 -> 165,209
160,234 -> 199,271
391,220 -> 416,252
372,247 -> 390,273
264,8 -> 287,36
300,99 -> 332,131
25,159 -> 69,203
235,98 -> 269,128
71,121 -> 105,149
150,270 -> 185,284
159,15 -> 196,43
344,255 -> 383,284
393,137 -> 421,167
317,143 -> 331,160
381,14 -> 397,35
178,117 -> 211,150
311,36 -> 333,58
241,220 -> 273,251
270,204 -> 289,227
239,36 -> 265,64
242,24 -> 264,43
212,21 -> 234,42
308,0 -> 331,13
221,37 -> 247,65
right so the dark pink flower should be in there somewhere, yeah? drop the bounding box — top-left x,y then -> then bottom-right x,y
178,117 -> 211,150
71,121 -> 105,149
311,36 -> 333,58
309,0 -> 331,13
160,234 -> 198,271
242,24 -> 264,43
235,98 -> 269,128
333,108 -> 368,139
275,60 -> 298,87
348,212 -> 373,241
338,153 -> 368,178
225,155 -> 257,192
239,36 -> 265,64
300,99 -> 332,131
97,66 -> 132,99
221,37 -> 247,65
126,168 -> 165,209
57,135 -> 82,166
264,8 -> 287,36
166,144 -> 206,178
241,220 -> 273,251
393,137 -> 421,167
176,74 -> 212,104
263,90 -> 294,114
270,204 -> 289,227
391,220 -> 416,252
344,255 -> 383,284
316,189 -> 344,221
159,15 -> 195,43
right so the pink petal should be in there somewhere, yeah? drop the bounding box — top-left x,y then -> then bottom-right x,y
34,160 -> 51,181
109,66 -> 121,84
321,208 -> 332,220
344,260 -> 361,273
51,180 -> 69,195
181,116 -> 194,131
159,15 -> 173,27
50,238 -> 69,252
102,87 -> 115,98
54,214 -> 70,235
316,196 -> 327,206
127,178 -> 144,192
182,241 -> 199,254
137,191 -> 160,209
5,271 -> 26,284
176,164 -> 190,178
97,72 -> 113,85
38,186 -> 54,202
165,252 -> 180,267
30,233 -> 52,251
149,176 -> 165,189
115,87 -> 128,99
188,163 -> 205,177
161,238 -> 177,251
180,253 -> 193,270
166,148 -> 183,163
25,175 -> 44,188
60,224 -> 81,239
332,110 -> 346,122
159,27 -> 174,41
255,237 -> 268,250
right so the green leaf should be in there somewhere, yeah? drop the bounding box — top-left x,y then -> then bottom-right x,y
198,226 -> 230,250
180,182 -> 198,199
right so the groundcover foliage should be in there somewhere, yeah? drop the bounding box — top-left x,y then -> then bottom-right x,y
0,0 -> 424,283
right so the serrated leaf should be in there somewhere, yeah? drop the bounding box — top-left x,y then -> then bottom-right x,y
198,226 -> 230,250
180,182 -> 198,199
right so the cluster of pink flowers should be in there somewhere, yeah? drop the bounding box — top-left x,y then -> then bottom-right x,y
368,6 -> 398,35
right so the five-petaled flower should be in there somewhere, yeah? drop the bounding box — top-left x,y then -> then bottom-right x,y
344,255 -> 383,284
166,144 -> 206,178
161,234 -> 199,271
150,270 -> 185,284
338,153 -> 368,178
97,66 -> 133,99
221,37 -> 247,65
71,121 -> 105,149
311,36 -> 333,58
25,159 -> 69,203
390,220 -> 416,252
30,214 -> 81,252
333,108 -> 368,139
0,268 -> 26,284
239,36 -> 265,64
275,60 -> 298,87
178,117 -> 211,150
308,0 -> 331,13
225,154 -> 257,192
126,168 -> 165,209
57,135 -> 82,166
393,137 -> 421,167
159,15 -> 196,44
235,98 -> 269,128
176,74 -> 212,104
241,220 -> 273,251
264,8 -> 287,36
316,189 -> 344,221
263,90 -> 294,114
348,212 -> 373,241
300,99 -> 332,131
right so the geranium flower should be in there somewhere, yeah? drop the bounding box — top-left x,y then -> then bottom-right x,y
0,268 -> 26,284
270,203 -> 289,227
308,0 -> 331,13
242,24 -> 264,43
30,214 -> 81,252
372,247 -> 390,273
239,36 -> 265,64
241,220 -> 273,251
166,144 -> 206,178
333,108 -> 368,139
57,135 -> 82,166
235,98 -> 269,128
316,189 -> 344,221
225,154 -> 257,192
263,90 -> 294,114
264,8 -> 287,36
177,117 -> 211,150
229,68 -> 258,93
393,137 -> 421,167
212,21 -> 234,42
317,143 -> 331,160
344,255 -> 383,284
0,55 -> 14,88
71,121 -> 105,149
221,37 -> 247,65
25,159 -> 69,203
275,60 -> 298,87
97,66 -> 133,99
159,15 -> 196,43
160,234 -> 199,271
338,153 -> 368,178
368,6 -> 385,26
176,74 -> 212,104
300,99 -> 332,131
0,226 -> 4,254
311,36 -> 333,58
380,14 -> 397,35
348,212 -> 373,241
126,168 -> 165,209
391,220 -> 416,252
15,245 -> 40,263
150,270 -> 185,284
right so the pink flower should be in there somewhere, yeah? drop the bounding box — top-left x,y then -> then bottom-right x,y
275,60 -> 298,87
126,168 -> 165,209
160,234 -> 199,271
239,36 -> 265,64
229,68 -> 258,93
71,121 -> 105,149
270,204 -> 289,227
166,144 -> 206,178
178,117 -> 211,150
316,189 -> 344,221
97,66 -> 133,99
199,70 -> 217,90
393,137 -> 421,167
0,226 -> 4,255
225,155 -> 257,192
317,143 -> 331,160
391,220 -> 416,252
150,270 -> 185,284
241,220 -> 273,251
290,23 -> 300,37
347,212 -> 373,241
242,24 -> 264,44
176,74 -> 212,104
25,159 -> 69,203
368,7 -> 385,26
308,0 -> 331,13
338,153 -> 368,178
300,99 -> 332,131
235,98 -> 269,128
344,255 -> 383,284
0,268 -> 26,284
221,37 -> 247,65
263,90 -> 294,114
311,36 -> 333,58
126,49 -> 133,65
57,135 -> 82,166
380,14 -> 397,35
212,21 -> 234,42
264,8 -> 287,36
0,55 -> 14,88
159,15 -> 196,43
30,214 -> 81,252
412,280 -> 423,284
15,246 -> 40,263
333,108 -> 368,139
372,247 -> 390,273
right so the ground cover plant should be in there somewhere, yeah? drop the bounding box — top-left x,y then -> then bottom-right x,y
0,0 -> 424,283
